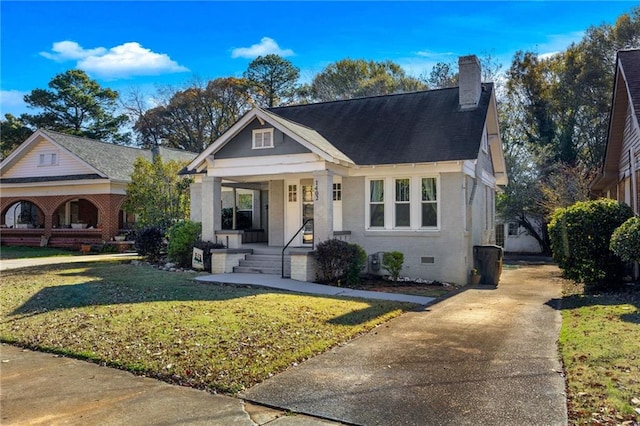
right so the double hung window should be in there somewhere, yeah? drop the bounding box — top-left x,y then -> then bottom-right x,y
421,178 -> 437,227
369,180 -> 385,227
252,128 -> 274,149
395,178 -> 410,227
367,176 -> 439,230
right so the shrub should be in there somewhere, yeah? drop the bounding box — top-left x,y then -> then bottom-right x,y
548,199 -> 633,289
382,251 -> 404,283
346,243 -> 367,286
315,239 -> 366,286
135,227 -> 166,263
194,240 -> 226,272
610,216 -> 640,263
167,221 -> 202,268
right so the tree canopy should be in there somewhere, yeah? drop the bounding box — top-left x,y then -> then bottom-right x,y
129,77 -> 252,151
20,70 -> 130,144
496,5 -> 640,253
0,114 -> 32,160
122,155 -> 193,230
310,59 -> 426,101
244,54 -> 300,107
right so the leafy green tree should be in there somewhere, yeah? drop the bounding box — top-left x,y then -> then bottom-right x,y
123,155 -> 192,230
310,59 -> 425,101
244,54 -> 300,107
0,114 -> 33,159
21,70 -> 129,144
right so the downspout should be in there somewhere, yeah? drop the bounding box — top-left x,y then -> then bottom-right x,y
469,160 -> 479,205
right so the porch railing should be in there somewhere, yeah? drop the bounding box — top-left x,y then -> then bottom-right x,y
282,219 -> 313,278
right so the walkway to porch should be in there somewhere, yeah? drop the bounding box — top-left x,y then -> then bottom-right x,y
195,273 -> 436,305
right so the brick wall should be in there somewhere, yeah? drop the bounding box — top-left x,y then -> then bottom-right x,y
1,193 -> 127,245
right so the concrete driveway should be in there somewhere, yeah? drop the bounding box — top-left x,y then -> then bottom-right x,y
241,263 -> 568,425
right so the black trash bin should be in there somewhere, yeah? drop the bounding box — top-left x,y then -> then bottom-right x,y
473,245 -> 503,285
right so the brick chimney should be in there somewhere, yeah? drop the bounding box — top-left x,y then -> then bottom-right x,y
458,55 -> 481,110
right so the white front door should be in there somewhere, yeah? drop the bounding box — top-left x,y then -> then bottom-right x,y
285,178 -> 314,246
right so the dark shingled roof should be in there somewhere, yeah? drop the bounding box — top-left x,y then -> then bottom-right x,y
619,50 -> 640,125
40,130 -> 197,181
267,85 -> 493,165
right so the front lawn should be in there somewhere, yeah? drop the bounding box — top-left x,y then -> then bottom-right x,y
0,246 -> 79,260
559,280 -> 640,424
0,261 -> 415,394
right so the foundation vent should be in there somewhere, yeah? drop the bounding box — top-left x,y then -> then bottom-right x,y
421,256 -> 435,264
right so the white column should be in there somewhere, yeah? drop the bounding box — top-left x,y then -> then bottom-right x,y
313,170 -> 334,247
202,176 -> 222,241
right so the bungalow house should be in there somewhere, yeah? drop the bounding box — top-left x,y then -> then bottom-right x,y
0,129 -> 196,248
591,49 -> 640,215
185,55 -> 508,285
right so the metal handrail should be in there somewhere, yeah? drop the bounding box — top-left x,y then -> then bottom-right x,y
282,219 -> 313,278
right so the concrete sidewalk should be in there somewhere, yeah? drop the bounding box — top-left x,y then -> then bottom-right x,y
197,273 -> 437,305
0,344 -> 338,425
0,253 -> 139,272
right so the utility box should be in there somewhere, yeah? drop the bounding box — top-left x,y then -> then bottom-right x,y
473,245 -> 503,286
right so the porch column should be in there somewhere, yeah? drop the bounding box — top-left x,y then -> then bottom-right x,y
202,176 -> 222,242
313,170 -> 334,247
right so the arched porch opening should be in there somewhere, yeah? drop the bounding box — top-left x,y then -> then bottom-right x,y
52,198 -> 100,229
2,200 -> 45,229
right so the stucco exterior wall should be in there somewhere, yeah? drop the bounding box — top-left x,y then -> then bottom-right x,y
268,180 -> 285,246
341,173 -> 472,285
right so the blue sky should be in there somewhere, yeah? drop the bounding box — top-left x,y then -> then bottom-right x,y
0,1 -> 636,117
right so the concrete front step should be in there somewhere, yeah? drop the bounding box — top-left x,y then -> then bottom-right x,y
234,253 -> 290,275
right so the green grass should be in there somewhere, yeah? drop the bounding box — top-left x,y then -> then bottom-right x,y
559,280 -> 640,425
0,246 -> 79,260
0,261 -> 415,394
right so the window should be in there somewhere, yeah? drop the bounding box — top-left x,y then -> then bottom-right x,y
333,183 -> 342,201
421,178 -> 437,227
366,177 -> 439,230
252,128 -> 274,149
508,222 -> 519,236
395,178 -> 410,227
38,152 -> 58,166
369,180 -> 384,227
288,184 -> 297,202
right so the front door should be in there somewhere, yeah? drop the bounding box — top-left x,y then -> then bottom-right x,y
285,179 -> 314,246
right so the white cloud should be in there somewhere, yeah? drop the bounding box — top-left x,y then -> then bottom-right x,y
231,37 -> 294,59
40,41 -> 189,79
536,31 -> 584,59
0,90 -> 28,117
40,41 -> 106,61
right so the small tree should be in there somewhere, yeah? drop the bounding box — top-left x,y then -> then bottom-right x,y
382,251 -> 404,284
610,216 -> 640,263
548,199 -> 633,289
167,220 -> 202,268
123,155 -> 192,231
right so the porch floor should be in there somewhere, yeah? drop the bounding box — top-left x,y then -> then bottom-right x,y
195,273 -> 435,305
240,242 -> 314,255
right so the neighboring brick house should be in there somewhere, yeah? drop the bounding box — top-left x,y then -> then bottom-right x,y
185,55 -> 508,285
591,49 -> 640,215
0,129 -> 195,248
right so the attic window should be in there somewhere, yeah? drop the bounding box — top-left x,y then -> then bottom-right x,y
253,128 -> 274,149
38,151 -> 58,166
